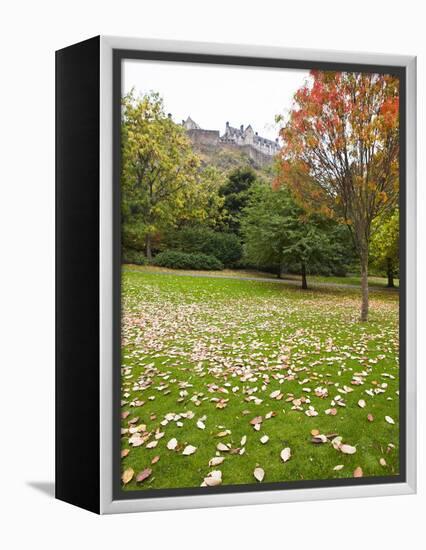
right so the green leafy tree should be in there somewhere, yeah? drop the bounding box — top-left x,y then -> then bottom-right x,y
241,184 -> 347,288
219,167 -> 258,233
370,209 -> 399,287
121,91 -> 223,258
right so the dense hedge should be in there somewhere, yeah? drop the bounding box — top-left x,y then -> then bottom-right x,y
164,227 -> 242,266
122,248 -> 147,265
153,250 -> 223,270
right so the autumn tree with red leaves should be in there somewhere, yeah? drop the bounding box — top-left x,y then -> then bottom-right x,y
276,71 -> 399,321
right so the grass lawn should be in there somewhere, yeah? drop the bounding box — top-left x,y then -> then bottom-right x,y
120,268 -> 400,490
124,263 -> 399,289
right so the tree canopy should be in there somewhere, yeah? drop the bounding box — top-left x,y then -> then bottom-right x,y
276,70 -> 399,319
241,184 -> 352,288
121,91 -> 223,258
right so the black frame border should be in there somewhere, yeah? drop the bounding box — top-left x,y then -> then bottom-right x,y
112,49 -> 407,501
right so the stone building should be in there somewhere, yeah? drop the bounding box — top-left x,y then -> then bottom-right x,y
181,117 -> 280,166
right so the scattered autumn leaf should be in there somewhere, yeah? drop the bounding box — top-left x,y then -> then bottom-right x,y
122,467 -> 134,485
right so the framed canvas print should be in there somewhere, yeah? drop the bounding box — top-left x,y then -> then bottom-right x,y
55,36 -> 417,514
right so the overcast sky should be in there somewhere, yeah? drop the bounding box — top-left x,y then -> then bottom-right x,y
123,59 -> 309,141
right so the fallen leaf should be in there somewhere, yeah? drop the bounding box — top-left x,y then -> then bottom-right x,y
196,420 -> 206,430
121,449 -> 130,459
167,438 -> 178,450
311,429 -> 320,436
136,468 -> 152,483
311,434 -> 328,444
280,447 -> 291,462
121,467 -> 134,485
204,470 -> 222,486
209,456 -> 225,466
260,435 -> 269,444
333,464 -> 344,471
379,458 -> 387,466
182,445 -> 197,456
253,467 -> 265,482
146,440 -> 158,449
250,416 -> 263,426
358,399 -> 366,408
216,442 -> 230,452
353,466 -> 363,478
151,455 -> 160,464
340,444 -> 357,455
367,413 -> 374,422
385,416 -> 395,425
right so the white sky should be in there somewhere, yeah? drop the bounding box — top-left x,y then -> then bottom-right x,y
123,59 -> 309,141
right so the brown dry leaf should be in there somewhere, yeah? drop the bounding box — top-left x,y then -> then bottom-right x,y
311,429 -> 320,436
353,466 -> 363,478
121,467 -> 134,485
151,455 -> 160,464
250,416 -> 263,426
253,467 -> 265,482
367,413 -> 374,422
216,442 -> 230,452
136,468 -> 152,483
121,449 -> 130,459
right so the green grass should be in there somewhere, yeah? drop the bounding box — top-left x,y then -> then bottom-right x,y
120,270 -> 399,491
123,263 -> 398,289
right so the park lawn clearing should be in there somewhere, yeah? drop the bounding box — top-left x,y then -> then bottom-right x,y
124,263 -> 398,289
120,269 -> 400,490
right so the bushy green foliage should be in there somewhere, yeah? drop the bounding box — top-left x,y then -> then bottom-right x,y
121,91 -> 224,259
370,209 -> 399,286
241,183 -> 355,284
153,250 -> 223,271
164,227 -> 242,266
219,167 -> 258,233
122,248 -> 147,265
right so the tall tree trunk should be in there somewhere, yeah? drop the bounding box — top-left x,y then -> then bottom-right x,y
301,261 -> 308,290
386,257 -> 395,288
146,233 -> 152,260
360,252 -> 369,322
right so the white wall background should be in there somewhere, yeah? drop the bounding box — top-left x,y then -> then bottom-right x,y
0,1 -> 424,548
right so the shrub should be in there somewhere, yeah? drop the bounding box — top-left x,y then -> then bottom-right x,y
164,227 -> 242,266
122,248 -> 147,265
153,250 -> 223,270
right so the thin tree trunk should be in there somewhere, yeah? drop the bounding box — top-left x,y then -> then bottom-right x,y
386,257 -> 395,288
277,260 -> 284,279
146,233 -> 152,260
301,262 -> 308,290
360,253 -> 369,322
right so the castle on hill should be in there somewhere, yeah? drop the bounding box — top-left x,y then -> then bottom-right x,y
181,116 -> 280,166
